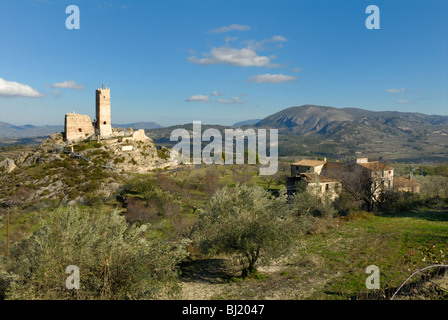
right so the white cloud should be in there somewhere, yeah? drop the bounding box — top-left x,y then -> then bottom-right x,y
385,88 -> 406,93
0,77 -> 43,98
291,67 -> 302,73
188,47 -> 280,67
211,91 -> 225,96
208,24 -> 250,34
216,96 -> 247,104
247,73 -> 297,84
245,35 -> 288,51
269,35 -> 287,42
186,95 -> 210,102
224,36 -> 238,44
396,99 -> 414,104
50,80 -> 84,90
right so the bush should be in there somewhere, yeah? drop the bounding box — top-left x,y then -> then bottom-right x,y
333,192 -> 362,215
193,184 -> 298,277
291,188 -> 337,219
121,177 -> 175,217
0,207 -> 189,300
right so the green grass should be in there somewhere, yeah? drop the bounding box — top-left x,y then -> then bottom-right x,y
289,208 -> 448,299
193,207 -> 447,300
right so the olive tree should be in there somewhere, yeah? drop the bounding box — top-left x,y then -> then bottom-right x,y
0,207 -> 189,300
291,187 -> 337,219
193,184 -> 298,277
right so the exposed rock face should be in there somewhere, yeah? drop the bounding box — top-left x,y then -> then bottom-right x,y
132,129 -> 150,142
101,132 -> 175,173
0,129 -> 177,210
0,158 -> 16,173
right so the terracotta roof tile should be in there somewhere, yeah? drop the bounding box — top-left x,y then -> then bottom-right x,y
357,161 -> 394,171
300,173 -> 340,183
291,159 -> 326,167
394,177 -> 420,188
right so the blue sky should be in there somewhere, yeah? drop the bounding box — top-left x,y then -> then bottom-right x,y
0,0 -> 447,126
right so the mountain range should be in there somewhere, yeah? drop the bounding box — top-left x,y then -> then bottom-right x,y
1,105 -> 448,162
146,105 -> 448,162
0,121 -> 162,138
232,119 -> 262,127
255,105 -> 448,135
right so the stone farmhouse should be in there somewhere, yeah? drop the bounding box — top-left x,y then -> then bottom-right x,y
286,157 -> 417,200
393,177 -> 421,193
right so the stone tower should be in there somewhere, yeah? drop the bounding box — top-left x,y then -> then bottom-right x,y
95,86 -> 112,138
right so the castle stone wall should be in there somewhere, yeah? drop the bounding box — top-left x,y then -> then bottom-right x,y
96,88 -> 112,138
65,113 -> 95,141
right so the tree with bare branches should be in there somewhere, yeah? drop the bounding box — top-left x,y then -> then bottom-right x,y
338,161 -> 393,212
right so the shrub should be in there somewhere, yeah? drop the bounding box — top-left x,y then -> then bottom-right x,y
291,188 -> 337,219
193,184 -> 298,277
120,177 -> 176,219
333,192 -> 363,215
0,207 -> 189,300
157,149 -> 169,160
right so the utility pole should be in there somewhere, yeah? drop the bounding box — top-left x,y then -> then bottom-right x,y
6,211 -> 10,256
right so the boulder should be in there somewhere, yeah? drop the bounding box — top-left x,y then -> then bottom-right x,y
0,158 -> 17,173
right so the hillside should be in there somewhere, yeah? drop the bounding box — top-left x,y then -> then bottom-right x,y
112,121 -> 162,130
232,119 -> 261,127
255,105 -> 448,161
0,121 -> 64,138
2,105 -> 448,162
0,121 -> 162,138
255,105 -> 448,135
147,105 -> 448,162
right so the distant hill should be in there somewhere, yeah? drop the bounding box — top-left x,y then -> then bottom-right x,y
147,105 -> 448,162
0,121 -> 64,138
254,105 -> 448,161
255,105 -> 448,134
0,121 -> 162,138
232,119 -> 261,127
2,105 -> 448,162
113,122 -> 162,130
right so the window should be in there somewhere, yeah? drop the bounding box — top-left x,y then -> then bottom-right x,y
325,184 -> 329,192
78,128 -> 82,132
103,121 -> 106,125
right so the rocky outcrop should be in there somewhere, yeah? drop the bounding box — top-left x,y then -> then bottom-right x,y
0,158 -> 16,173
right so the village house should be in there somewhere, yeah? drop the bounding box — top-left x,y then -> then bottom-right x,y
287,159 -> 341,200
287,157 -> 398,200
393,177 -> 421,193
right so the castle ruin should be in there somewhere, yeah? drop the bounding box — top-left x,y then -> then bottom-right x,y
64,112 -> 95,141
95,87 -> 112,137
64,86 -> 113,141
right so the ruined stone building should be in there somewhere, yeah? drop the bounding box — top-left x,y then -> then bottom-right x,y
287,159 -> 341,200
64,86 -> 112,141
64,112 -> 95,141
287,157 -> 395,200
95,87 -> 112,137
393,177 -> 420,193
